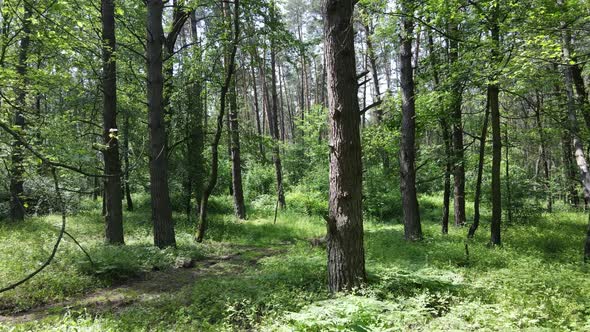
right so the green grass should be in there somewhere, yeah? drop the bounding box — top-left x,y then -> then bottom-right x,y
1,194 -> 590,331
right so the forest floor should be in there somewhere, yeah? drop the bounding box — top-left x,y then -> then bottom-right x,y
1,194 -> 590,331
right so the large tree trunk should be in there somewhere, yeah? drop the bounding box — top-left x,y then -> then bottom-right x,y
147,0 -> 175,248
468,91 -> 490,238
398,0 -> 422,241
9,2 -> 32,222
102,0 -> 124,244
323,0 -> 366,292
229,79 -> 246,219
196,0 -> 240,242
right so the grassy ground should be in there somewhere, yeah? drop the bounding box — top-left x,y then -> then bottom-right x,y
1,194 -> 589,331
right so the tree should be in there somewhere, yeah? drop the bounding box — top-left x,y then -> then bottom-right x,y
196,0 -> 240,242
323,0 -> 366,292
398,0 -> 422,241
268,1 -> 286,209
101,0 -> 124,244
146,0 -> 175,248
9,1 -> 32,222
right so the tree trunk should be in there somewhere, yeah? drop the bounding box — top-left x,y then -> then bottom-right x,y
504,123 -> 513,225
490,81 -> 502,245
398,0 -> 422,241
558,1 -> 590,259
448,24 -> 466,227
249,54 -> 265,159
9,2 -> 32,222
427,32 -> 450,234
147,0 -> 175,248
468,91 -> 490,238
324,0 -> 366,292
196,0 -> 240,242
534,93 -> 551,212
123,108 -> 134,211
102,0 -> 124,244
229,79 -> 246,219
269,6 -> 286,208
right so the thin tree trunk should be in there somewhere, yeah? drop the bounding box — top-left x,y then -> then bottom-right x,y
249,54 -> 265,159
468,91 -> 490,238
504,123 -> 513,225
398,0 -> 422,241
123,108 -> 133,211
229,78 -> 246,219
147,0 -> 175,248
269,4 -> 286,208
448,23 -> 466,227
427,32 -> 450,234
196,0 -> 240,242
102,0 -> 124,244
534,92 -> 551,212
324,0 -> 366,292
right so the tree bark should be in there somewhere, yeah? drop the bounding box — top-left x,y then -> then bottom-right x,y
534,93 -> 551,212
229,78 -> 246,219
323,0 -> 366,292
249,54 -> 265,159
123,108 -> 134,211
147,0 -> 175,248
269,3 -> 286,208
448,23 -> 466,227
102,0 -> 124,244
9,2 -> 32,222
398,0 -> 422,241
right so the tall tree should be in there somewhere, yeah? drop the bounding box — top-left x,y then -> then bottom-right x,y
489,3 -> 502,246
101,0 -> 124,244
196,0 -> 240,242
398,0 -> 422,241
9,2 -> 32,222
146,0 -> 175,248
268,1 -> 286,208
323,0 -> 366,292
229,77 -> 246,219
448,22 -> 466,227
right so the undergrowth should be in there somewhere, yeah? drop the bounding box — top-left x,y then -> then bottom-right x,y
1,193 -> 590,331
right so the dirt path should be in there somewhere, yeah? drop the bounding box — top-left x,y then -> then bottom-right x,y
0,245 -> 284,324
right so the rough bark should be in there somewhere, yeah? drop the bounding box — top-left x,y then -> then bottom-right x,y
229,79 -> 246,219
196,0 -> 240,242
102,0 -> 124,244
398,0 -> 422,241
147,0 -> 175,248
9,2 -> 32,222
324,0 -> 366,292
